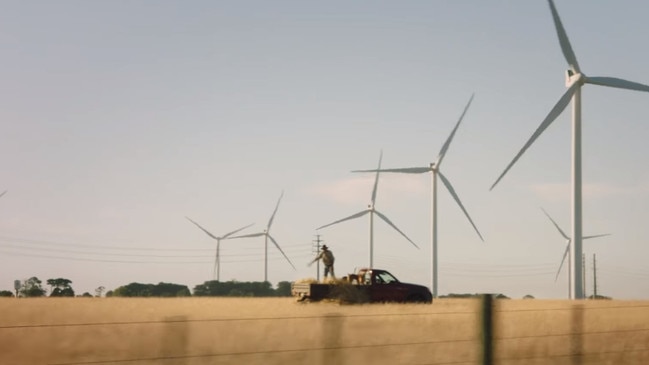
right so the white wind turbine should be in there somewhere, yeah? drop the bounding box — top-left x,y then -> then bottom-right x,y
353,95 -> 483,297
229,190 -> 295,282
0,191 -> 6,199
185,217 -> 253,281
490,0 -> 649,299
541,207 -> 610,297
317,150 -> 419,269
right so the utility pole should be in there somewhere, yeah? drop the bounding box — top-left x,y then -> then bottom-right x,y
582,253 -> 587,299
313,235 -> 323,281
593,254 -> 598,299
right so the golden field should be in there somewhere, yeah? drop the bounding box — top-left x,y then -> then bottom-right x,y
0,297 -> 648,365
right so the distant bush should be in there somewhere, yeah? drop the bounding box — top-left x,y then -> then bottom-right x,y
440,293 -> 510,299
111,282 -> 191,297
193,280 -> 291,297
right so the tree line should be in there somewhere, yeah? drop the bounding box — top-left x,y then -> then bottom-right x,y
0,277 -> 293,298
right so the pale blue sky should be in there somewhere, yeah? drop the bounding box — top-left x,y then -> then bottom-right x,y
1,1 -> 648,299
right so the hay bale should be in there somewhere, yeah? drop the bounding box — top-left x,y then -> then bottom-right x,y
293,278 -> 318,284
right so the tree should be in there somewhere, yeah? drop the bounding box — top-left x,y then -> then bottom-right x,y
112,283 -> 154,297
18,277 -> 47,297
47,278 -> 75,297
275,281 -> 292,297
193,280 -> 284,297
95,286 -> 106,297
151,282 -> 191,297
111,282 -> 191,297
81,292 -> 93,297
0,290 -> 14,297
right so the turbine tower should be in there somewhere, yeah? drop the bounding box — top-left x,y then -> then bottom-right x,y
317,150 -> 419,269
353,95 -> 483,297
185,217 -> 253,281
490,0 -> 649,299
230,190 -> 295,282
541,208 -> 610,297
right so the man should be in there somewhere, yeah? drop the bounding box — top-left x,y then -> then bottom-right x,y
308,245 -> 335,280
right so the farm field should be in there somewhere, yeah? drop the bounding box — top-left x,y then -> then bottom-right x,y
0,297 -> 648,365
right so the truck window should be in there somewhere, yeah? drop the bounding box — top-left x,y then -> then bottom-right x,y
377,272 -> 398,284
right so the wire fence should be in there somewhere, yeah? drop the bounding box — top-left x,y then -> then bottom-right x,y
1,298 -> 648,365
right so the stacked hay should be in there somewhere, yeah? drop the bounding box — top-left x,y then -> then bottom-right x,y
293,277 -> 369,304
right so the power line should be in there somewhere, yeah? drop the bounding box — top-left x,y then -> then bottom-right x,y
0,234 -> 312,252
0,242 -> 311,258
0,249 -> 311,265
0,235 -> 206,251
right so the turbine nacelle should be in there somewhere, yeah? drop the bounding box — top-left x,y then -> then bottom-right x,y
565,70 -> 585,87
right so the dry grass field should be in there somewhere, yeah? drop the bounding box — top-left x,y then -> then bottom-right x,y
0,297 -> 648,365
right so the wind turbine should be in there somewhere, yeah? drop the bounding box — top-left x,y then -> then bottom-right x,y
353,95 -> 483,298
317,150 -> 419,269
541,207 -> 610,297
0,191 -> 6,198
229,190 -> 295,282
185,217 -> 253,281
490,0 -> 649,299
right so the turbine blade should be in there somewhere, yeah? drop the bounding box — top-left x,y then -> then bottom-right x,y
583,233 -> 611,240
555,243 -> 570,282
586,76 -> 649,93
185,217 -> 219,240
221,223 -> 255,239
371,150 -> 383,206
490,82 -> 578,191
316,210 -> 369,230
540,208 -> 570,240
374,210 -> 419,249
548,0 -> 580,73
267,190 -> 284,230
436,93 -> 474,167
352,167 -> 430,174
268,234 -> 296,270
0,190 -> 6,198
438,172 -> 484,241
228,232 -> 265,240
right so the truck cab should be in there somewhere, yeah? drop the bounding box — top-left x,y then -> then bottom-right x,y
356,268 -> 432,303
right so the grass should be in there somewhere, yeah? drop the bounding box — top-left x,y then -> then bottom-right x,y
0,297 -> 647,364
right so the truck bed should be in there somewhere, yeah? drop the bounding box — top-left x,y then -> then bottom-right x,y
291,282 -> 369,302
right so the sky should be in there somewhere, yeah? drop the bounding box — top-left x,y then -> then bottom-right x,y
1,1 -> 649,300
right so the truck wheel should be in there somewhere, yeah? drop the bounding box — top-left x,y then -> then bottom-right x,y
296,294 -> 308,302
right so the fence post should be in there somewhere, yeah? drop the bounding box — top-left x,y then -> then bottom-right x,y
571,304 -> 584,365
160,316 -> 188,365
321,313 -> 344,365
481,294 -> 494,365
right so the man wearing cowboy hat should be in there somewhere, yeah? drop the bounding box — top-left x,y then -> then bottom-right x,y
309,244 -> 335,280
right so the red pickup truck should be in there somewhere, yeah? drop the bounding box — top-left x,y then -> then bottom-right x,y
291,268 -> 433,303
